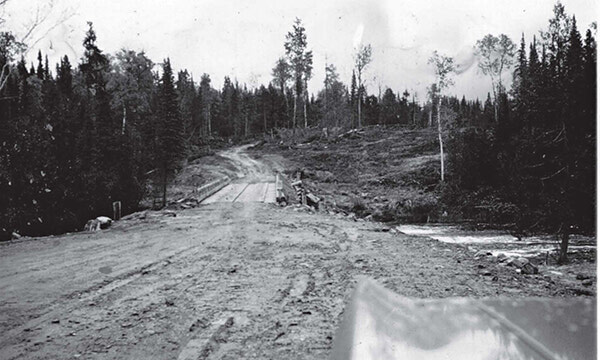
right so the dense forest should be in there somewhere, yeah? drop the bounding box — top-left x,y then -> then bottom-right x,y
444,4 -> 596,263
0,2 -> 596,252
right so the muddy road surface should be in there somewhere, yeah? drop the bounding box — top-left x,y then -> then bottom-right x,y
0,146 -> 594,359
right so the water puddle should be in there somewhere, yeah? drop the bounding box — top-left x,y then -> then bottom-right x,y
396,224 -> 595,259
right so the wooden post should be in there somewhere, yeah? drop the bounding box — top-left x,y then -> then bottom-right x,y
112,201 -> 122,221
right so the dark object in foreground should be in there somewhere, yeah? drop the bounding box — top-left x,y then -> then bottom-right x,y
331,277 -> 596,360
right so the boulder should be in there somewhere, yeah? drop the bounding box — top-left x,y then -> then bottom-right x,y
474,250 -> 492,258
521,262 -> 539,275
84,216 -> 113,231
582,279 -> 594,287
507,257 -> 529,268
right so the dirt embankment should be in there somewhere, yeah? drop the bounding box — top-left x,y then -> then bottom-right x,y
252,125 -> 442,222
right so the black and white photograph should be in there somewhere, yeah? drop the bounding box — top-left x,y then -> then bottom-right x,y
0,0 -> 597,358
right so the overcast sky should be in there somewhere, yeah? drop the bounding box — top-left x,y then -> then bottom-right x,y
4,0 -> 597,101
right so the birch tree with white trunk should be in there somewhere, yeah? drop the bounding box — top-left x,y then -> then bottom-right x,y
475,34 -> 516,122
428,51 -> 456,182
354,43 -> 372,128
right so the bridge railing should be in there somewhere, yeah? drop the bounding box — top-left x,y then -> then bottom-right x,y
193,176 -> 231,202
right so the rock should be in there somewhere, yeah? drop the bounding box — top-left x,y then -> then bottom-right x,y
507,257 -> 529,268
96,216 -> 112,228
314,170 -> 335,182
582,279 -> 593,287
11,232 -> 21,240
576,273 -> 591,280
521,262 -> 539,275
474,250 -> 492,258
51,319 -> 60,324
497,253 -> 508,262
338,242 -> 349,252
84,216 -> 113,231
570,287 -> 594,296
162,210 -> 176,217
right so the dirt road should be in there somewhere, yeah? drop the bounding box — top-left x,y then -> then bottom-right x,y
203,144 -> 276,204
0,146 -> 594,360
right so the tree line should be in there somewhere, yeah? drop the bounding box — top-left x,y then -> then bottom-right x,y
0,17 -> 435,240
442,3 -> 596,263
0,2 -> 595,251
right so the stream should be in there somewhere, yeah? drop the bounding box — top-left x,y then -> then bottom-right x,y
396,224 -> 596,259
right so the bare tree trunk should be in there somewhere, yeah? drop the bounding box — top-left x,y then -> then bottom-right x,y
437,99 -> 444,182
559,224 -> 570,264
161,166 -> 167,208
324,81 -> 327,129
357,98 -> 361,128
282,87 -> 289,129
428,108 -> 432,128
491,77 -> 498,123
303,95 -> 307,128
357,72 -> 362,128
292,91 -> 297,135
303,79 -> 308,128
207,103 -> 211,136
121,106 -> 126,135
412,94 -> 416,127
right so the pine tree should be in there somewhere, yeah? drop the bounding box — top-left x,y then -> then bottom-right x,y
156,59 -> 184,207
582,28 -> 596,126
199,73 -> 212,136
284,18 -> 312,132
36,50 -> 44,80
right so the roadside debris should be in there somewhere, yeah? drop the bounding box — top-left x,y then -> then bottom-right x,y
290,176 -> 321,210
505,256 -> 539,275
167,197 -> 201,210
84,216 -> 113,231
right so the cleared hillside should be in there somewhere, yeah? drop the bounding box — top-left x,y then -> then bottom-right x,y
253,125 -> 442,223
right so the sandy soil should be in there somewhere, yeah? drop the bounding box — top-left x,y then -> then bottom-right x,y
0,145 -> 595,360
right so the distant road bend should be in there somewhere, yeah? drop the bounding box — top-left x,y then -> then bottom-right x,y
202,144 -> 277,204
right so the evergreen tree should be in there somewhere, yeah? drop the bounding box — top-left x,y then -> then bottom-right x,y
156,59 -> 184,207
